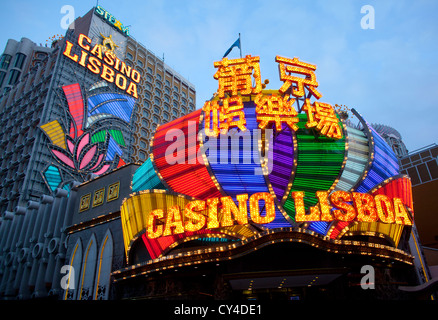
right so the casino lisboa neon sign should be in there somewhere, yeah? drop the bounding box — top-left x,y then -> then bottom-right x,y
120,53 -> 413,259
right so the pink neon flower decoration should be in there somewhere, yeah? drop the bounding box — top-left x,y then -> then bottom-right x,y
50,133 -> 109,174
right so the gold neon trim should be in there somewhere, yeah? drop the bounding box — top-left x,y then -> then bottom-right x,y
78,238 -> 93,300
64,241 -> 80,300
94,234 -> 109,300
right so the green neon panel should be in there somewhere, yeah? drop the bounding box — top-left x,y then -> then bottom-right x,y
91,130 -> 107,143
283,113 -> 346,221
109,129 -> 125,146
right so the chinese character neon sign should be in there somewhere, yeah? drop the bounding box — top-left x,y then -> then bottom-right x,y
203,54 -> 343,139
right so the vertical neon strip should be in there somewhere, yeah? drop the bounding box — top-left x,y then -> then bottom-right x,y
63,83 -> 85,138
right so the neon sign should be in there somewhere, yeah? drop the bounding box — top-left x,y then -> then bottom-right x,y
144,191 -> 411,239
63,34 -> 140,98
95,5 -> 130,36
120,54 -> 413,261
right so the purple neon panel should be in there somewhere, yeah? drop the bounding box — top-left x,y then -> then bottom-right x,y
268,124 -> 294,201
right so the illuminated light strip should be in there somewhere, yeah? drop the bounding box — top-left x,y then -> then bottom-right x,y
328,110 -> 401,240
333,126 -> 369,192
132,157 -> 166,192
152,109 -> 223,200
324,125 -> 370,237
62,83 -> 85,138
201,100 -> 290,228
87,93 -> 135,124
282,113 -> 346,230
120,190 -> 256,263
40,120 -> 67,150
94,233 -> 109,300
268,124 -> 295,201
351,110 -> 399,193
346,222 -> 404,247
370,175 -> 413,212
111,228 -> 414,281
327,176 -> 414,240
42,165 -> 62,192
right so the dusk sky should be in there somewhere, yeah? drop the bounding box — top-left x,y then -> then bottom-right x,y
1,0 -> 437,152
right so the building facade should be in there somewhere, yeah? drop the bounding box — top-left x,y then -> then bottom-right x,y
0,6 -> 195,299
0,6 -> 195,214
399,144 -> 438,282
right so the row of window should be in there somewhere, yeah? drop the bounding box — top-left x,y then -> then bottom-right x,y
0,69 -> 21,87
125,52 -> 193,98
0,53 -> 26,71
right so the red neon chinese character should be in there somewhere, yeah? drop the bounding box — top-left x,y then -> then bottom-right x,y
213,55 -> 262,98
302,99 -> 343,139
254,93 -> 299,131
276,56 -> 322,100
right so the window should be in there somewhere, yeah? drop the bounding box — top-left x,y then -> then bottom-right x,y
163,104 -> 170,111
156,81 -> 162,89
145,83 -> 152,91
13,53 -> 26,69
182,91 -> 187,98
143,101 -> 150,109
143,109 -> 150,117
172,109 -> 179,117
140,140 -> 147,148
141,129 -> 148,137
0,54 -> 12,70
153,115 -> 160,123
142,119 -> 149,127
147,67 -> 153,74
146,75 -> 153,82
173,101 -> 178,108
165,80 -> 171,87
145,92 -> 151,99
137,60 -> 144,67
164,95 -> 170,103
139,151 -> 146,160
155,89 -> 161,96
154,97 -> 161,105
181,107 -> 187,114
0,71 -> 5,87
157,74 -> 162,80
165,87 -> 171,95
174,85 -> 179,92
8,69 -> 20,85
163,112 -> 169,120
126,52 -> 133,60
173,93 -> 179,100
154,106 -> 160,114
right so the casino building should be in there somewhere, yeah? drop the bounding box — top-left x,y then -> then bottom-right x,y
62,53 -> 433,300
0,7 -> 434,301
0,6 -> 195,299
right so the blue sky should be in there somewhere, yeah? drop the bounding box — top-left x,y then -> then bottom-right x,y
1,0 -> 437,152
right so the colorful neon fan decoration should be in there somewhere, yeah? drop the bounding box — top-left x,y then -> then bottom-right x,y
40,83 -> 134,185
